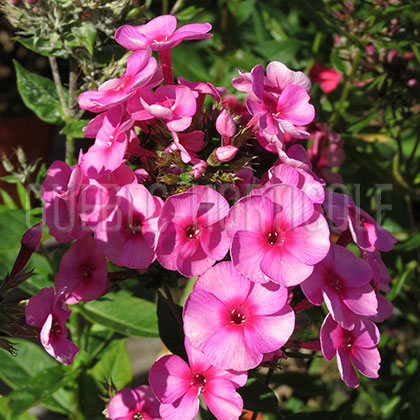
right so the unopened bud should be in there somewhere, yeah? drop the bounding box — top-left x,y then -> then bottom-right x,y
214,146 -> 238,163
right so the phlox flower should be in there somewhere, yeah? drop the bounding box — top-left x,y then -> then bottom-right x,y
78,49 -> 160,113
149,338 -> 246,420
309,63 -> 343,93
156,186 -> 230,277
95,184 -> 162,269
166,131 -> 204,163
242,64 -> 315,140
178,76 -> 225,109
80,106 -> 134,179
324,191 -> 396,252
216,109 -> 236,145
301,243 -> 378,330
183,261 -> 295,371
25,287 -> 79,365
127,85 -> 196,132
115,15 -> 212,52
226,184 -> 330,286
321,314 -> 381,388
107,385 -> 161,420
55,236 -> 108,304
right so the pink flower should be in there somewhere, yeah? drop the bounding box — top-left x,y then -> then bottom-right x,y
149,338 -> 246,420
324,191 -> 396,252
10,221 -> 43,277
183,261 -> 294,371
25,287 -> 79,365
80,106 -> 134,179
309,63 -> 343,93
78,49 -> 160,113
190,160 -> 208,179
321,314 -> 381,388
166,131 -> 204,163
115,15 -> 212,51
226,184 -> 330,286
242,64 -> 315,140
128,85 -> 196,132
55,236 -> 108,304
178,77 -> 225,110
301,243 -> 378,330
107,385 -> 161,420
95,184 -> 162,269
156,186 -> 230,277
216,109 -> 236,145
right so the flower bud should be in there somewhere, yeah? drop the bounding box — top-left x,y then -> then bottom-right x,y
216,109 -> 236,139
214,145 -> 238,163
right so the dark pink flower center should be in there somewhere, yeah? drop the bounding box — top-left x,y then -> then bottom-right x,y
115,75 -> 132,92
185,224 -> 201,239
327,273 -> 343,293
80,263 -> 93,281
133,412 -> 143,420
126,215 -> 144,235
190,373 -> 207,390
230,308 -> 246,324
342,330 -> 354,349
267,230 -> 285,246
51,317 -> 62,336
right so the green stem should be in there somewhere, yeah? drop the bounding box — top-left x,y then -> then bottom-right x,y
48,56 -> 69,118
68,57 -> 78,115
162,0 -> 168,14
406,132 -> 420,175
329,48 -> 362,129
65,135 -> 75,166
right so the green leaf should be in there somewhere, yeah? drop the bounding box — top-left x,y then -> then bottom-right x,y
15,37 -> 68,59
89,338 -> 132,391
16,183 -> 31,211
394,234 -> 420,252
157,291 -> 187,361
71,21 -> 97,55
13,60 -> 68,125
0,189 -> 18,210
60,119 -> 90,138
330,49 -> 347,74
238,378 -> 279,414
19,252 -> 54,295
79,291 -> 159,337
0,398 -> 37,420
0,339 -> 72,414
176,6 -> 204,21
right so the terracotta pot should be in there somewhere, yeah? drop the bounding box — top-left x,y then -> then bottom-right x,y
0,114 -> 56,205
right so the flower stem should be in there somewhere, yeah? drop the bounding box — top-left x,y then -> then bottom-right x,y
158,49 -> 174,85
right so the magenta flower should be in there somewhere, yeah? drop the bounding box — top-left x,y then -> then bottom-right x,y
226,184 -> 330,286
178,76 -> 225,109
301,243 -> 378,330
115,15 -> 212,51
78,49 -> 160,113
25,287 -> 79,365
149,338 -> 246,420
183,261 -> 295,371
107,385 -> 161,420
55,236 -> 108,304
156,186 -> 230,277
95,184 -> 162,269
128,85 -> 196,132
324,191 -> 396,252
321,314 -> 381,388
243,64 -> 315,140
166,131 -> 204,163
80,106 -> 134,179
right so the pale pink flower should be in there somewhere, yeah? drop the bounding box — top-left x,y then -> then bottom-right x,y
226,184 -> 330,286
80,106 -> 134,179
55,236 -> 108,304
128,85 -> 196,132
309,63 -> 343,93
78,49 -> 160,113
149,338 -> 246,420
321,314 -> 381,388
324,191 -> 396,252
25,287 -> 79,365
183,261 -> 294,371
115,15 -> 212,51
107,385 -> 161,420
95,184 -> 162,269
301,243 -> 378,330
156,186 -> 230,277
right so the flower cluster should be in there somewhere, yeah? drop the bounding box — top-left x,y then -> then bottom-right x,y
25,13 -> 396,419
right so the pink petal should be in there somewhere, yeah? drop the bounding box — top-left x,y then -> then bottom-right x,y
199,225 -> 230,261
191,185 -> 230,226
323,290 -> 357,330
185,338 -> 212,373
158,192 -> 200,229
108,388 -> 138,418
337,347 -> 359,388
369,293 -> 393,323
115,25 -> 149,49
320,314 -> 341,360
246,281 -> 288,315
119,236 -> 155,269
352,318 -> 381,348
159,386 -> 199,420
277,85 -> 315,125
173,86 -> 197,116
244,306 -> 295,353
25,287 -> 54,327
351,346 -> 380,378
266,61 -> 312,92
260,246 -> 314,286
172,22 -> 213,41
203,379 -> 243,420
231,230 -> 272,284
203,324 -> 262,370
183,289 -> 229,351
194,261 -> 251,304
149,355 -> 192,404
156,222 -> 184,271
126,49 -> 151,75
167,116 -> 192,132
342,284 -> 378,316
251,64 -> 265,100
